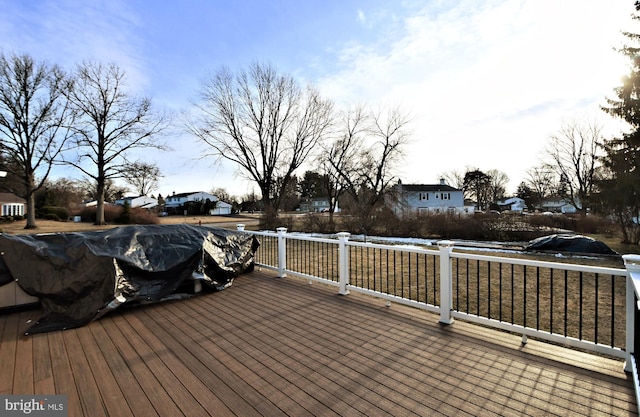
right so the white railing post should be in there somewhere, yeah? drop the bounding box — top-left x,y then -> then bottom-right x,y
438,240 -> 455,325
624,254 -> 640,372
276,227 -> 287,278
236,224 -> 245,231
337,232 -> 351,295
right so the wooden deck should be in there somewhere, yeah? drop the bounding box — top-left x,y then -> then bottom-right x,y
0,268 -> 637,416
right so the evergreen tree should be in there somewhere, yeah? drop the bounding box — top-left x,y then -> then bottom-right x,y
599,2 -> 640,243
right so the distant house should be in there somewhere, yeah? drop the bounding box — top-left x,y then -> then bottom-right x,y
497,197 -> 527,212
391,179 -> 472,215
165,191 -> 233,215
115,196 -> 158,209
539,198 -> 579,214
299,197 -> 340,213
209,201 -> 233,215
0,193 -> 25,217
165,191 -> 218,213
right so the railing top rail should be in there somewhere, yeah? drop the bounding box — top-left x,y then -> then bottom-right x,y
346,239 -> 437,254
284,233 -> 340,245
241,230 -> 275,237
452,250 -> 626,276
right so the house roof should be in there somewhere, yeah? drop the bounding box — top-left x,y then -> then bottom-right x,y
169,191 -> 218,200
0,193 -> 26,204
398,184 -> 461,192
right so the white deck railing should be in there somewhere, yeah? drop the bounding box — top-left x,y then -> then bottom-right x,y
239,225 -> 640,403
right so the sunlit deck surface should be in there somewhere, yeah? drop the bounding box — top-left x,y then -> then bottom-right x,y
1,268 -> 637,416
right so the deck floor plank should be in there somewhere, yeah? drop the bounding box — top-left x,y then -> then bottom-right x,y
74,323 -> 134,417
154,300 -> 294,417
0,306 -> 18,394
0,269 -> 637,416
47,330 -> 84,417
116,311 -> 216,417
99,316 -> 185,417
11,311 -> 34,394
190,284 -> 446,416
89,321 -> 159,417
32,332 -> 55,395
64,330 -> 110,416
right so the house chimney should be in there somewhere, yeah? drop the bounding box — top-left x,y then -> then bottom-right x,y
439,178 -> 446,185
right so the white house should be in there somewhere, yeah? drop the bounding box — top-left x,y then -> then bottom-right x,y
539,197 -> 579,213
0,193 -> 25,217
391,179 -> 472,215
299,197 -> 340,213
209,200 -> 233,215
497,197 -> 527,212
115,196 -> 158,209
165,192 -> 218,210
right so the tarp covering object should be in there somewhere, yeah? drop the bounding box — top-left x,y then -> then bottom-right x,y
0,224 -> 259,334
524,234 -> 618,255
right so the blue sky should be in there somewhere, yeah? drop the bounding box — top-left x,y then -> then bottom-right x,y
0,0 -> 635,198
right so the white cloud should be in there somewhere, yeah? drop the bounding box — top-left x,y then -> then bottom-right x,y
318,0 -> 635,191
357,9 -> 366,25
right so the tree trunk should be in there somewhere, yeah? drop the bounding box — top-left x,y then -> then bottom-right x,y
24,191 -> 37,229
95,180 -> 106,225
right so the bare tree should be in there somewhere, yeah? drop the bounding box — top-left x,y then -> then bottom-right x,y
486,169 -> 509,203
324,105 -> 411,231
79,177 -> 128,203
0,52 -> 73,228
544,117 -> 601,212
123,161 -> 161,196
319,105 -> 368,222
64,61 -> 167,224
525,165 -> 556,199
188,63 -> 333,224
438,169 -> 465,190
35,177 -> 85,214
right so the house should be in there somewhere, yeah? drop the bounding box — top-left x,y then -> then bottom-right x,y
209,200 -> 233,215
165,191 -> 235,215
115,196 -> 158,209
0,193 -> 26,217
164,191 -> 218,214
299,197 -> 340,213
497,197 -> 527,212
539,197 -> 579,213
391,179 -> 472,215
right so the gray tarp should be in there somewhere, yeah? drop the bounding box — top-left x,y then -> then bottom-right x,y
524,234 -> 618,255
0,224 -> 259,334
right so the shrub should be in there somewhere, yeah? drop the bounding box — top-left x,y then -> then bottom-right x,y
38,206 -> 69,221
128,208 -> 159,224
79,205 -> 123,223
301,213 -> 336,234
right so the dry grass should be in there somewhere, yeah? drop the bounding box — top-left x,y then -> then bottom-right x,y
0,214 -> 260,235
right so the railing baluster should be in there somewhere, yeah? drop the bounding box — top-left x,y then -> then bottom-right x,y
536,267 -> 540,331
595,273 -> 599,345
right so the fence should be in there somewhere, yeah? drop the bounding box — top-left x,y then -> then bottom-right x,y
239,226 -> 640,374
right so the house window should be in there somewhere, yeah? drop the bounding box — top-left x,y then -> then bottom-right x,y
440,192 -> 450,200
419,192 -> 429,201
